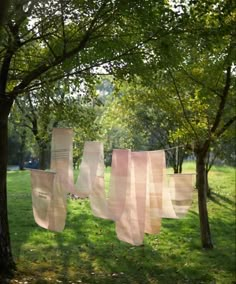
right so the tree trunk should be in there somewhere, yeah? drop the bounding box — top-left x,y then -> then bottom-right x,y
36,140 -> 49,170
172,148 -> 185,173
195,150 -> 213,249
0,96 -> 16,274
39,142 -> 47,170
18,129 -> 26,170
206,169 -> 211,198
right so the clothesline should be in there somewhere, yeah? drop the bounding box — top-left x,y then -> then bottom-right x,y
108,144 -> 187,152
163,145 -> 185,151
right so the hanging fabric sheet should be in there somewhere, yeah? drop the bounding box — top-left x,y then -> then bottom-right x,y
52,129 -> 109,218
30,127 -> 195,241
144,150 -> 164,234
50,128 -> 76,194
161,184 -> 178,219
31,169 -> 67,232
169,174 -> 194,218
107,149 -> 130,221
115,151 -> 147,246
79,142 -> 109,219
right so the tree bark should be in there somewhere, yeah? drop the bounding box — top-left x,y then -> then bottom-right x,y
31,118 -> 46,170
206,169 -> 211,198
195,149 -> 213,249
0,96 -> 16,274
18,129 -> 26,170
0,0 -> 9,25
38,141 -> 48,170
173,147 -> 185,173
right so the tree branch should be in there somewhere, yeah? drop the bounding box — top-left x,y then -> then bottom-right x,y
211,65 -> 231,134
15,97 -> 35,124
216,115 -> 236,138
9,1 -> 110,97
181,67 -> 222,97
0,50 -> 13,96
168,69 -> 199,140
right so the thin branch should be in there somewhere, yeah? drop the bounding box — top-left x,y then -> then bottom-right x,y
15,97 -> 34,124
20,31 -> 56,47
211,66 -> 231,134
168,69 -> 199,140
60,1 -> 66,56
9,1 -> 110,97
181,67 -> 222,97
215,115 -> 236,138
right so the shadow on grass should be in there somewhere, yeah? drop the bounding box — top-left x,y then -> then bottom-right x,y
50,207 -> 216,284
6,170 -> 236,284
209,191 -> 235,207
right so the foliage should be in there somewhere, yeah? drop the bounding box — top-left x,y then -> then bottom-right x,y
1,0 -> 179,98
2,1 -> 185,269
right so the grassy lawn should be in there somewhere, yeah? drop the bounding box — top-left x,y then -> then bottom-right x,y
3,162 -> 236,283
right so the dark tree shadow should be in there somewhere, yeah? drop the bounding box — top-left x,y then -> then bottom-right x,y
6,171 -> 236,284
209,191 -> 235,207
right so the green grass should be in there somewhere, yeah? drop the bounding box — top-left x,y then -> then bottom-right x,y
4,162 -> 236,283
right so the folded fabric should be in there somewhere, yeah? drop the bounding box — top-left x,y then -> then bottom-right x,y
31,169 -> 67,232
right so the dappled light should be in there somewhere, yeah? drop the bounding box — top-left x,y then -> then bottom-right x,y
3,162 -> 235,283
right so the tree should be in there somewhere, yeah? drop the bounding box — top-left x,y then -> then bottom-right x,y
12,78 -> 98,169
1,0 -> 176,273
104,0 -> 236,250
7,124 -> 31,168
111,61 -> 234,250
0,0 -> 9,25
105,80 -> 190,171
137,0 -> 235,249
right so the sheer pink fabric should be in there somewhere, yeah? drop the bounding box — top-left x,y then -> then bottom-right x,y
144,151 -> 164,234
169,174 -> 194,218
50,128 -> 76,194
84,142 -> 109,219
75,142 -> 103,198
116,151 -> 147,246
161,184 -> 178,219
31,127 -> 194,240
107,149 -> 130,221
31,169 -> 67,232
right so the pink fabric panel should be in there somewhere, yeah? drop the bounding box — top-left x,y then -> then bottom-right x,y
50,128 -> 75,194
75,141 -> 103,198
161,184 -> 178,219
107,149 -> 130,221
145,150 -> 165,234
116,151 -> 147,246
169,174 -> 194,218
48,176 -> 67,232
31,170 -> 67,232
88,142 -> 110,219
